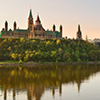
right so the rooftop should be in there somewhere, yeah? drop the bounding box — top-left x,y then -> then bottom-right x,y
15,29 -> 30,33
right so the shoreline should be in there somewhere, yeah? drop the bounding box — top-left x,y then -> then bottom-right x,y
0,61 -> 100,67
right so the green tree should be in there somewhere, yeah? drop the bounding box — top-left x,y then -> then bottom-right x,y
88,50 -> 97,61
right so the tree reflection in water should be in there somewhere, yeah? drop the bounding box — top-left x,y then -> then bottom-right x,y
0,64 -> 100,100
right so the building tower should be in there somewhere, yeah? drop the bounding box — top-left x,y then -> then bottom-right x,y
59,25 -> 62,38
76,25 -> 82,39
28,9 -> 34,38
28,9 -> 33,30
35,14 -> 44,31
13,21 -> 17,31
35,15 -> 41,25
53,24 -> 56,32
86,35 -> 88,41
5,21 -> 8,35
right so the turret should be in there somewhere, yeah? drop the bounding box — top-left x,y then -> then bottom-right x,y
5,21 -> 8,32
78,24 -> 80,31
53,24 -> 56,32
76,24 -> 82,39
59,25 -> 62,38
13,21 -> 17,31
28,9 -> 34,38
34,15 -> 44,31
35,15 -> 41,24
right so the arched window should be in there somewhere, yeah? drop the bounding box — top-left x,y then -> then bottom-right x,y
35,33 -> 37,36
39,34 -> 41,36
43,33 -> 44,37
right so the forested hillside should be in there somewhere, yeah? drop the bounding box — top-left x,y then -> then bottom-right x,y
0,38 -> 99,63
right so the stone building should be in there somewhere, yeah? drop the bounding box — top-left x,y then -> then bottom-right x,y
0,9 -> 62,39
76,25 -> 82,39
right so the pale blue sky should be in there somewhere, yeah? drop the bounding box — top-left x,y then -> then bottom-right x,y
0,0 -> 100,39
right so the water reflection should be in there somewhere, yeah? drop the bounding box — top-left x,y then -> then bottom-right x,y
0,65 -> 100,100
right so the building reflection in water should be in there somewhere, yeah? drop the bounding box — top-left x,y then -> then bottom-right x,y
13,88 -> 15,100
1,84 -> 62,100
4,87 -> 7,100
0,64 -> 100,100
27,84 -> 45,100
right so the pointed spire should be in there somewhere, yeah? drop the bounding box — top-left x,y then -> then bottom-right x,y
53,24 -> 55,32
5,21 -> 8,24
77,24 -> 82,39
60,25 -> 62,28
78,24 -> 80,31
36,15 -> 41,23
14,21 -> 16,25
29,9 -> 33,18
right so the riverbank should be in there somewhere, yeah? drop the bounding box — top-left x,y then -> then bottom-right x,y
0,61 -> 100,67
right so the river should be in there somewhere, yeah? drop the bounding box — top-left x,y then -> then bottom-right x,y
0,64 -> 100,100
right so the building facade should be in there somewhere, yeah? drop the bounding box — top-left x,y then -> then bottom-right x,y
0,9 -> 62,39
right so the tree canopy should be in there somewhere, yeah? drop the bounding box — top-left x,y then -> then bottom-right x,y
0,38 -> 99,62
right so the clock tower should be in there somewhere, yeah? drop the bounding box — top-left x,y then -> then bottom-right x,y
28,9 -> 34,38
28,9 -> 34,30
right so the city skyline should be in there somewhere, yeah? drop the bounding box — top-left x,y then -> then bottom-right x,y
0,0 -> 100,39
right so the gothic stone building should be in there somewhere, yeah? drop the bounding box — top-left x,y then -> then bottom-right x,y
0,9 -> 62,39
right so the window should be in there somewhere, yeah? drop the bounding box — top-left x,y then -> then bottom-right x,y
30,18 -> 32,21
30,26 -> 32,30
35,34 -> 37,36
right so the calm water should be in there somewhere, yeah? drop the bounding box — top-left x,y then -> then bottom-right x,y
0,65 -> 100,100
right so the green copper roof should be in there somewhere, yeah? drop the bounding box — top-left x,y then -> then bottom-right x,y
29,9 -> 33,17
0,29 -> 5,38
8,29 -> 13,33
46,31 -> 56,35
0,32 -> 1,38
46,31 -> 60,38
1,31 -> 5,35
2,28 -> 4,31
0,31 -> 5,38
55,31 -> 60,38
60,25 -> 62,27
5,21 -> 8,24
53,24 -> 55,27
14,21 -> 16,24
15,29 -> 30,33
9,29 -> 12,31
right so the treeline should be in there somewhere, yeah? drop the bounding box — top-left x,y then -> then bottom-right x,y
0,38 -> 99,62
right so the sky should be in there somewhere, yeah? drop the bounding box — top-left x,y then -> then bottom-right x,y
0,0 -> 100,39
